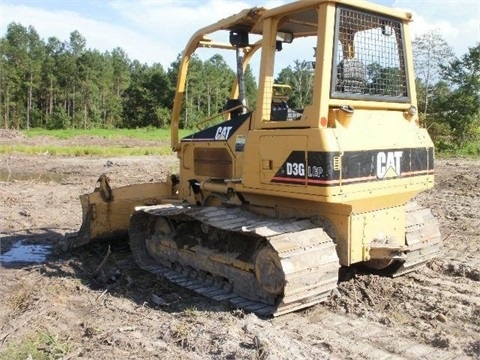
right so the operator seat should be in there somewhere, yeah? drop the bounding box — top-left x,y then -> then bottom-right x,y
224,98 -> 243,118
336,58 -> 367,94
271,100 -> 289,121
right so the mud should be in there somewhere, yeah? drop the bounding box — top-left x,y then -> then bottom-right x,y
0,131 -> 479,359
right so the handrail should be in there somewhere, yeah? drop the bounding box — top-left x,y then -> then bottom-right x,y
170,7 -> 265,151
195,104 -> 250,130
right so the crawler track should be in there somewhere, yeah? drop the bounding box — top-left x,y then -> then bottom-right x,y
392,201 -> 442,277
129,205 -> 339,316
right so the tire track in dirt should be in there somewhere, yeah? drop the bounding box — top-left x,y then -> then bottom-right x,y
272,307 -> 464,359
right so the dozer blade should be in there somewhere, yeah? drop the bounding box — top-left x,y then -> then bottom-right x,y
66,174 -> 177,249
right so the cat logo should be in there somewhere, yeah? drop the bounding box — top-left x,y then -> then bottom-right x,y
377,151 -> 403,179
215,126 -> 233,140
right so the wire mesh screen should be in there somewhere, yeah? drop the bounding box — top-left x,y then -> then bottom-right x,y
332,6 -> 409,101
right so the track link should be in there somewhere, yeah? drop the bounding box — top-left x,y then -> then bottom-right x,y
392,201 -> 442,277
129,204 -> 339,316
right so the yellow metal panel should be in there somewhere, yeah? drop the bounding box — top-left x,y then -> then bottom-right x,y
262,1 -> 412,22
254,17 -> 278,127
349,206 -> 405,264
315,3 -> 336,126
259,135 -> 307,184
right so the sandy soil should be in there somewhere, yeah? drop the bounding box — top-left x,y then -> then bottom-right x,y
1,130 -> 479,359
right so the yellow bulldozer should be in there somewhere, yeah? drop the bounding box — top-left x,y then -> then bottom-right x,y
69,0 -> 441,316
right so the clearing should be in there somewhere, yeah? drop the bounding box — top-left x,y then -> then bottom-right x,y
1,130 -> 479,359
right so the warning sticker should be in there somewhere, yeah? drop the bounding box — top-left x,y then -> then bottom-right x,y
235,135 -> 246,152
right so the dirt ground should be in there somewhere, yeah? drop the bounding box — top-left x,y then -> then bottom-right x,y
1,130 -> 479,359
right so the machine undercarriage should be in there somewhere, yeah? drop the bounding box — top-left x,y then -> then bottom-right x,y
129,205 -> 339,316
125,201 -> 440,315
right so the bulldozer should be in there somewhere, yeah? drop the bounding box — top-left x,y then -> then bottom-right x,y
69,0 -> 441,316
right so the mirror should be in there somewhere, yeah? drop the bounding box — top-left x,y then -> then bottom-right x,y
276,31 -> 293,43
229,30 -> 250,47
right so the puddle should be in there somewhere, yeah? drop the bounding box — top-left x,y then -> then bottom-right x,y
0,170 -> 64,183
0,241 -> 52,265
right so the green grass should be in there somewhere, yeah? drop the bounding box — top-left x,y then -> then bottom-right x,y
436,140 -> 480,158
0,144 -> 173,156
0,331 -> 73,360
23,127 -> 192,141
0,127 -> 195,156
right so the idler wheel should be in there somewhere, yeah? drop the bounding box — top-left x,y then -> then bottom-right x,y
151,216 -> 173,237
254,247 -> 285,295
146,216 -> 173,259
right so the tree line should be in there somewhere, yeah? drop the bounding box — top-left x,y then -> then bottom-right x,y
1,23 -> 479,148
412,32 -> 480,148
0,23 -> 256,130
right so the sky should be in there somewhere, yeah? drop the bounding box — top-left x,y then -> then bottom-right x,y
1,0 -> 479,71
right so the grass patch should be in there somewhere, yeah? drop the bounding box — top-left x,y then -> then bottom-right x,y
0,127 -> 194,156
435,138 -> 480,158
436,143 -> 480,158
454,141 -> 480,157
23,128 -> 193,141
7,282 -> 36,316
0,331 -> 73,360
0,144 -> 173,156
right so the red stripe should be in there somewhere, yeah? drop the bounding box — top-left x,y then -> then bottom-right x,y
272,170 -> 433,186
